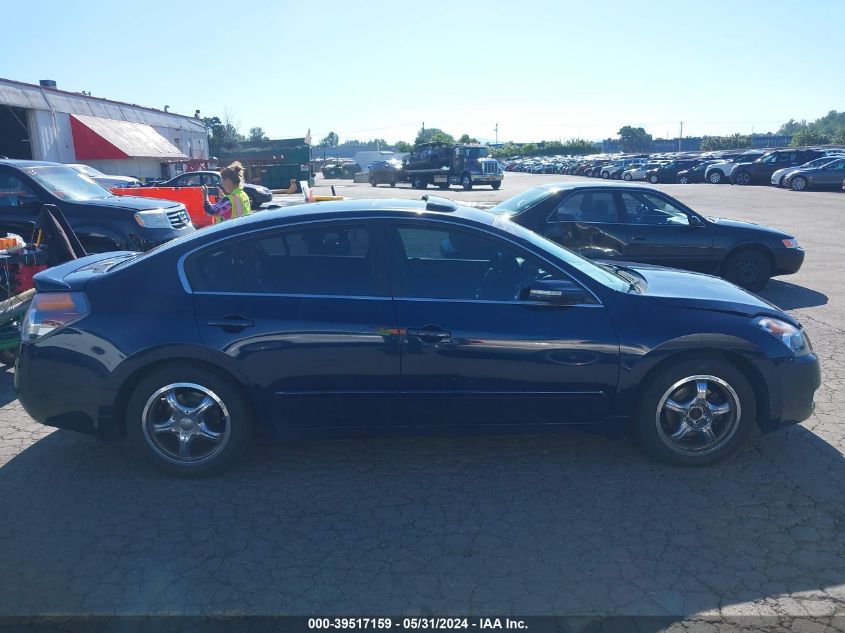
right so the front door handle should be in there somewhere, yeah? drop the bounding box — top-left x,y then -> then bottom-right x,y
631,236 -> 647,241
406,325 -> 452,343
207,315 -> 254,331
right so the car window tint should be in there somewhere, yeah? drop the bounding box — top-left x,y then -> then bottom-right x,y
392,225 -> 559,301
0,173 -> 37,207
179,174 -> 202,186
185,224 -> 377,296
551,192 -> 618,223
826,159 -> 845,170
620,192 -> 690,226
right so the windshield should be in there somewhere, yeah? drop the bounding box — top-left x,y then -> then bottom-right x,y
465,147 -> 489,159
25,166 -> 113,201
488,186 -> 556,216
490,215 -> 630,292
72,164 -> 106,178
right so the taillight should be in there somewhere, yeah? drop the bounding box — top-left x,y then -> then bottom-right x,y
22,292 -> 89,342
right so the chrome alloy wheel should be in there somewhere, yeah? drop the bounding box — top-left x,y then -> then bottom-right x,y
655,375 -> 741,456
142,383 -> 230,465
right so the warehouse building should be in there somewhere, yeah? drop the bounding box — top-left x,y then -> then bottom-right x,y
0,78 -> 209,181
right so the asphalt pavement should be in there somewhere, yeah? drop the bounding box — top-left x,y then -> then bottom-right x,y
1,173 -> 844,626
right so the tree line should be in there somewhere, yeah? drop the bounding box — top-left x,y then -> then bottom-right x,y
203,110 -> 845,159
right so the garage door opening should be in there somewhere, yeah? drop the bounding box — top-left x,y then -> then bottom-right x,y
0,106 -> 32,159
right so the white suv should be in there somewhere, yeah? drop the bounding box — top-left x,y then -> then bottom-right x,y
704,152 -> 764,184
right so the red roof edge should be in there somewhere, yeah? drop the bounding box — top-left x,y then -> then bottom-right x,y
70,115 -> 130,160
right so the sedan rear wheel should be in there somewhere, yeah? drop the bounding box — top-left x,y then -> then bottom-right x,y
679,175 -> 689,184
791,176 -> 808,191
126,364 -> 253,476
636,359 -> 756,466
623,173 -> 633,181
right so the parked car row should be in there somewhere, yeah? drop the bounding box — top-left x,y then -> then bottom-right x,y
506,146 -> 845,192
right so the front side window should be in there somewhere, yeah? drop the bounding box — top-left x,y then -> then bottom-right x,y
0,172 -> 38,208
185,224 -> 377,296
551,192 -> 618,223
391,225 -> 561,302
620,192 -> 690,226
179,173 -> 202,186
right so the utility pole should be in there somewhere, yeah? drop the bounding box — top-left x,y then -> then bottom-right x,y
495,123 -> 499,146
679,122 -> 683,152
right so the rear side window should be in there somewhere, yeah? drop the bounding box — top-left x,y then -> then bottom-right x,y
184,224 -> 378,296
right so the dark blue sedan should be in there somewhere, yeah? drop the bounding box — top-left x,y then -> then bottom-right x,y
15,197 -> 820,475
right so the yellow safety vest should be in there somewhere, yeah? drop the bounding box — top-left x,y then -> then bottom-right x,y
213,187 -> 252,223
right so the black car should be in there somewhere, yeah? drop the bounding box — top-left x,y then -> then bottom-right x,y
0,160 -> 195,252
490,182 -> 804,290
16,197 -> 819,475
156,171 -> 273,209
322,162 -> 361,179
676,160 -> 718,184
730,149 -> 825,186
643,160 -> 701,184
368,160 -> 403,187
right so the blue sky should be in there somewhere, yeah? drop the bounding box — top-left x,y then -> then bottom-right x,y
3,0 -> 842,144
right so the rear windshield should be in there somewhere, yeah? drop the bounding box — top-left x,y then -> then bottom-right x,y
488,187 -> 556,216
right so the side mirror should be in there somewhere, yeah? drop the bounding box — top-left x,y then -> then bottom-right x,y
521,279 -> 592,306
688,215 -> 704,227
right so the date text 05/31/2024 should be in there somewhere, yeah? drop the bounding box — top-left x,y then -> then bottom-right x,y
308,618 -> 528,630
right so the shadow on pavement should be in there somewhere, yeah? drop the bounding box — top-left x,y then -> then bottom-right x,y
759,279 -> 828,310
1,383 -> 843,626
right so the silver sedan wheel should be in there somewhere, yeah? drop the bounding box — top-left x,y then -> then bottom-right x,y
791,177 -> 807,191
655,375 -> 741,457
142,382 -> 231,465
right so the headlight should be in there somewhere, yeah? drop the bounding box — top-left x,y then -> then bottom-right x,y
134,210 -> 172,228
782,238 -> 798,248
753,316 -> 810,355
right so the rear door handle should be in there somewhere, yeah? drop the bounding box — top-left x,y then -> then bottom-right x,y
207,315 -> 254,331
406,325 -> 452,342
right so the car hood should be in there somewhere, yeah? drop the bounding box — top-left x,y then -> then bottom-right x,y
79,196 -> 183,211
620,263 -> 790,320
706,216 -> 791,238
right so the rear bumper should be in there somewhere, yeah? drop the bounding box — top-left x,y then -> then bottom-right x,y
774,247 -> 805,275
15,340 -> 116,438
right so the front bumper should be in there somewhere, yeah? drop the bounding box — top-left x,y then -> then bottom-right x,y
763,352 -> 821,429
471,174 -> 504,183
774,247 -> 805,275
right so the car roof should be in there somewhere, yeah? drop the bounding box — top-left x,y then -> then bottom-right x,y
0,159 -> 66,168
535,181 -> 661,193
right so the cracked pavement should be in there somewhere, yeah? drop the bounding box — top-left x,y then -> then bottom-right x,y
1,174 -> 844,626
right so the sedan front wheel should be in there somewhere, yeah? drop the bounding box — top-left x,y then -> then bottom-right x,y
636,359 -> 756,466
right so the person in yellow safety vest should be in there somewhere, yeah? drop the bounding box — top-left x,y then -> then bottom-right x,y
202,161 -> 252,223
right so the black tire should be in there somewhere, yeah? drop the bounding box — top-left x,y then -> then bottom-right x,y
790,176 -> 809,192
648,174 -> 659,184
0,347 -> 17,366
389,178 -> 396,188
369,179 -> 377,187
721,248 -> 771,291
623,173 -> 633,181
601,171 -> 609,179
412,175 -> 427,190
679,175 -> 689,184
491,181 -> 501,190
126,364 -> 253,476
635,358 -> 757,467
733,171 -> 751,186
79,236 -> 122,254
461,173 -> 473,190
708,170 -> 723,184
